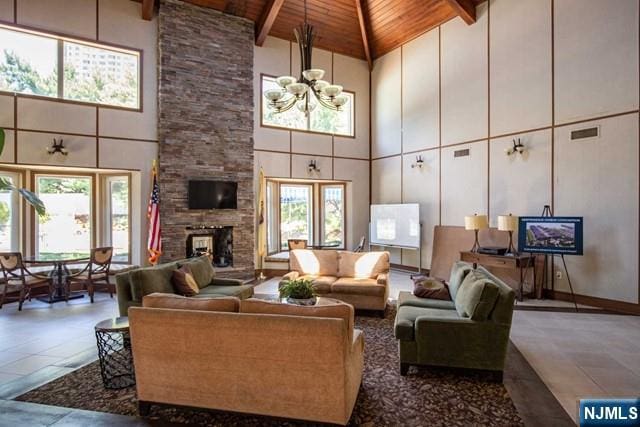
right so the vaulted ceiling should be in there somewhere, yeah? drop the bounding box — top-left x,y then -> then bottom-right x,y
140,0 -> 484,67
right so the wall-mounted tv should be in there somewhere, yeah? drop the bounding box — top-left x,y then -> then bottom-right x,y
188,180 -> 237,209
518,216 -> 583,255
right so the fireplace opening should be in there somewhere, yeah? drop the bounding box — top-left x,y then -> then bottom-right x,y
186,226 -> 233,268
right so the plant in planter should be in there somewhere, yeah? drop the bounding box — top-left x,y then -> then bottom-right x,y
279,277 -> 316,306
0,127 -> 46,215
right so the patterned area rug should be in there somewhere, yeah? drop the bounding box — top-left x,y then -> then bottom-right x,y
15,308 -> 523,426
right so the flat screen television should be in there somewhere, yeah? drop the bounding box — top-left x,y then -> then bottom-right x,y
517,216 -> 583,255
188,180 -> 237,209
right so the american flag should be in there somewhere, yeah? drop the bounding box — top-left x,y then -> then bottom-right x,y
147,161 -> 162,265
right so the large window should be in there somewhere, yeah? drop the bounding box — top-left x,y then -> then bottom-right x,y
266,180 -> 347,254
320,184 -> 345,248
104,176 -> 130,262
279,184 -> 313,251
0,24 -> 140,109
0,171 -> 21,251
261,75 -> 355,137
35,175 -> 93,260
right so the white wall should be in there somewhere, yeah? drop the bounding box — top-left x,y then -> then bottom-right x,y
253,36 -> 370,255
0,0 -> 158,264
370,0 -> 639,305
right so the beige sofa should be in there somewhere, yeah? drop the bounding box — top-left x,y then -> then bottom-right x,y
281,249 -> 390,312
129,293 -> 364,426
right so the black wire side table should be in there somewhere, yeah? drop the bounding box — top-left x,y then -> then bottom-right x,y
94,317 -> 136,389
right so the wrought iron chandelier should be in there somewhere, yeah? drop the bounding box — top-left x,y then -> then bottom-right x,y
263,0 -> 348,116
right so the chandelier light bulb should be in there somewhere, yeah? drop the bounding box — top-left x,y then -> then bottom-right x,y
286,82 -> 309,97
331,95 -> 348,108
322,84 -> 343,98
302,68 -> 325,81
276,75 -> 297,88
264,89 -> 285,102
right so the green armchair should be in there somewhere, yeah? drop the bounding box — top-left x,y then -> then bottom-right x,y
394,261 -> 515,381
116,256 -> 253,316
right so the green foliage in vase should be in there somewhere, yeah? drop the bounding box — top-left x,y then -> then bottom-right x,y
279,278 -> 315,300
0,127 -> 46,216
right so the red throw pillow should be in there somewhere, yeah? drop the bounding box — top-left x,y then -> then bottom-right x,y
413,278 -> 451,300
171,264 -> 200,297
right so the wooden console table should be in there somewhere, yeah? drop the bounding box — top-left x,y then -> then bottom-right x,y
459,252 -> 537,301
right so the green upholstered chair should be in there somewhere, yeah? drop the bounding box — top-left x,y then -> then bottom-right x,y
394,261 -> 515,381
116,256 -> 253,316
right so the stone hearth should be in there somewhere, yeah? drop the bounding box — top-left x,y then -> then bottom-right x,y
157,0 -> 255,279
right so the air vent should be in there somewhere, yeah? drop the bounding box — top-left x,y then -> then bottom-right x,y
454,149 -> 470,158
571,127 -> 599,140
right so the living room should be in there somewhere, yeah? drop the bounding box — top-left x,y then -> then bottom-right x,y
0,0 -> 638,426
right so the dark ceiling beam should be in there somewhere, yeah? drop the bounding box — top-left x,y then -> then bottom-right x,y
443,0 -> 476,25
255,0 -> 286,46
354,0 -> 372,70
141,0 -> 154,21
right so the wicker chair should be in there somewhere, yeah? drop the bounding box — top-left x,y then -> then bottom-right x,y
287,239 -> 308,250
68,247 -> 113,303
0,252 -> 54,311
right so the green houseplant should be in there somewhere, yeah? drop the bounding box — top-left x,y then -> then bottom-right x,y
279,277 -> 316,306
0,127 -> 45,215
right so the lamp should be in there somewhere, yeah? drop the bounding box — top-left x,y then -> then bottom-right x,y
307,160 -> 320,173
46,138 -> 68,156
411,155 -> 424,169
498,214 -> 519,255
464,214 -> 488,252
505,138 -> 526,156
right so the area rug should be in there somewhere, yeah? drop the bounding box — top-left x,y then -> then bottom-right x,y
15,308 -> 523,426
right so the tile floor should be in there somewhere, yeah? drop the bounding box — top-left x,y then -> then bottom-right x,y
0,272 -> 638,425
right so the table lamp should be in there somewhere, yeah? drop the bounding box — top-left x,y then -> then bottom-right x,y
498,213 -> 518,255
464,214 -> 488,252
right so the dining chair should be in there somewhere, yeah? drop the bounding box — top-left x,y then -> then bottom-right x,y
287,239 -> 308,250
68,247 -> 113,303
0,252 -> 54,311
353,236 -> 366,253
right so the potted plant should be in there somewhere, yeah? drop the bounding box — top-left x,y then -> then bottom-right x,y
279,278 -> 316,306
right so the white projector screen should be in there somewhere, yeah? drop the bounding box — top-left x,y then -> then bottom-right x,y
370,204 -> 421,249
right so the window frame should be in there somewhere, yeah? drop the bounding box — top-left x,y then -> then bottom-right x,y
278,182 -> 315,252
260,73 -> 356,139
0,167 -> 25,252
101,173 -> 132,264
319,182 -> 346,250
0,20 -> 143,112
30,171 -> 97,259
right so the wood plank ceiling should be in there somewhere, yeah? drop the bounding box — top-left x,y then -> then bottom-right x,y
141,0 -> 484,65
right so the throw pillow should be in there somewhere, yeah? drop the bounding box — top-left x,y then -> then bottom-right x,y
143,293 -> 239,312
182,255 -> 215,288
454,270 -> 500,321
171,264 -> 200,296
413,278 -> 450,300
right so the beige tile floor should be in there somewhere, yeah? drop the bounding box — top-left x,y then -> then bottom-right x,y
1,272 -> 638,424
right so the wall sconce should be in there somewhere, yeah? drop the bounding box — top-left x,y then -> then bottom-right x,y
47,138 -> 68,156
307,160 -> 320,173
411,155 -> 424,169
505,138 -> 526,156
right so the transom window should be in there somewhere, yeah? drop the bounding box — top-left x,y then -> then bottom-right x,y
261,75 -> 355,137
0,23 -> 141,109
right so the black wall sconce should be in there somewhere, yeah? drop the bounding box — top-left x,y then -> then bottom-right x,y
411,155 -> 424,169
47,138 -> 68,156
307,159 -> 320,173
505,138 -> 526,156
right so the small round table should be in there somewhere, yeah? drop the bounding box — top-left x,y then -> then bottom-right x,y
94,317 -> 136,389
24,255 -> 90,303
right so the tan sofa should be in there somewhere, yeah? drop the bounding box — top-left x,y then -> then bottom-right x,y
129,294 -> 364,425
280,249 -> 390,312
